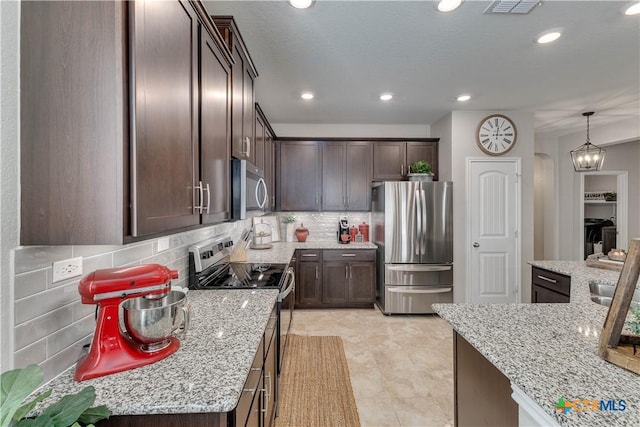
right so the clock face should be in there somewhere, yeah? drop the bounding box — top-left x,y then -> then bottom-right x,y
476,114 -> 518,156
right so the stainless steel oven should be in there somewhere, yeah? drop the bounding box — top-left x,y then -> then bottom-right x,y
277,267 -> 295,375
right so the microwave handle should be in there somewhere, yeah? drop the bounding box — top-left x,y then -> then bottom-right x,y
256,178 -> 268,209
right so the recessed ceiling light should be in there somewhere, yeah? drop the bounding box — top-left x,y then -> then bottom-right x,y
437,0 -> 463,12
290,0 -> 313,9
380,93 -> 393,101
301,92 -> 314,100
537,31 -> 562,44
457,94 -> 471,102
625,2 -> 640,15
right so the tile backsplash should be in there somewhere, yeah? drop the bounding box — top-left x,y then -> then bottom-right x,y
11,212 -> 371,382
12,220 -> 250,382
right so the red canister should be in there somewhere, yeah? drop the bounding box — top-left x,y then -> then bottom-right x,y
349,226 -> 358,242
359,222 -> 369,242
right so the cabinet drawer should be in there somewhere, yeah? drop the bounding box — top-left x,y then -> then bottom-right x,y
323,250 -> 375,262
531,267 -> 571,297
235,337 -> 263,427
298,249 -> 322,261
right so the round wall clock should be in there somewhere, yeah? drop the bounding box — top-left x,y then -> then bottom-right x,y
476,114 -> 518,156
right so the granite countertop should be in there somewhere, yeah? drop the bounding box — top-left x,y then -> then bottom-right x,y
245,241 -> 376,264
38,289 -> 279,416
433,261 -> 640,427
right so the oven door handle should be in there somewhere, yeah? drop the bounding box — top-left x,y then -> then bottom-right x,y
278,267 -> 295,302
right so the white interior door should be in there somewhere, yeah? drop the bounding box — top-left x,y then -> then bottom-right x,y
468,159 -> 520,304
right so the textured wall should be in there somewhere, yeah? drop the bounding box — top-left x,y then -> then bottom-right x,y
272,211 -> 371,243
1,0 -> 20,373
12,220 -> 250,382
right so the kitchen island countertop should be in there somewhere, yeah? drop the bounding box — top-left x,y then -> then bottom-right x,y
37,289 -> 279,416
434,261 -> 640,427
245,240 -> 376,265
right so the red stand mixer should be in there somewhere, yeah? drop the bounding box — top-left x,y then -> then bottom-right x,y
74,264 -> 187,381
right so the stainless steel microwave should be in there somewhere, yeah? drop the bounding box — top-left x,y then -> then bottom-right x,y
232,159 -> 268,220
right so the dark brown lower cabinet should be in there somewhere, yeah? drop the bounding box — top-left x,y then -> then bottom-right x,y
531,266 -> 571,303
296,249 -> 375,308
454,332 -> 517,427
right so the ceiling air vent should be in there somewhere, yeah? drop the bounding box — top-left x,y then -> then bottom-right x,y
484,0 -> 541,14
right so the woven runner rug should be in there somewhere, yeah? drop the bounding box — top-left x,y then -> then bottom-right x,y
274,335 -> 361,427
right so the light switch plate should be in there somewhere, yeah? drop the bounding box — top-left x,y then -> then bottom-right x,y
52,257 -> 83,283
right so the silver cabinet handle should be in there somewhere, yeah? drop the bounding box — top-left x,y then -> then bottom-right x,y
204,183 -> 210,214
315,265 -> 318,280
341,253 -> 356,257
350,265 -> 353,279
194,181 -> 204,213
401,164 -> 404,176
537,275 -> 557,284
473,242 -> 480,248
302,253 -> 318,257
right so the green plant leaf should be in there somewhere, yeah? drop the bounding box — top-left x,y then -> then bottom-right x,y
12,390 -> 52,422
37,386 -> 96,427
77,405 -> 111,424
0,364 -> 44,427
15,413 -> 53,427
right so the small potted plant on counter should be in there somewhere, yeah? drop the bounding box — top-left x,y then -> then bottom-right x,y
407,160 -> 434,181
281,213 -> 297,242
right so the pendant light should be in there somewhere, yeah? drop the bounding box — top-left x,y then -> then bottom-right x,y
570,112 -> 606,172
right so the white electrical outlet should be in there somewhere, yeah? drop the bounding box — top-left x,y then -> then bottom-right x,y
52,257 -> 83,283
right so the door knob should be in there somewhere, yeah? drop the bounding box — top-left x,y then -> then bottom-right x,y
473,242 -> 480,248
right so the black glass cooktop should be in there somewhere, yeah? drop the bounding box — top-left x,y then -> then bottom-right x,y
191,262 -> 286,290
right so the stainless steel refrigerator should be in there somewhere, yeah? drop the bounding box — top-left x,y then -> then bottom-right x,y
371,181 -> 453,314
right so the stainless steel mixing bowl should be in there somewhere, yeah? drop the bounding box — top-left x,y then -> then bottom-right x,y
122,290 -> 189,347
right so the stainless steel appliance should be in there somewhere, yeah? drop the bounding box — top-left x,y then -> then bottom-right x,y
371,181 -> 453,314
232,159 -> 268,220
188,234 -> 295,412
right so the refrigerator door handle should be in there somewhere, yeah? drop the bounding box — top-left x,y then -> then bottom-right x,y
387,286 -> 453,294
420,189 -> 427,256
415,189 -> 422,256
387,265 -> 452,272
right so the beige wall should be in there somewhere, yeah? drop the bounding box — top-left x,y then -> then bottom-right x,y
553,117 -> 640,260
449,111 -> 535,303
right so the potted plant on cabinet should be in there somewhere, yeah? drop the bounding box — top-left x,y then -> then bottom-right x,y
407,160 -> 434,181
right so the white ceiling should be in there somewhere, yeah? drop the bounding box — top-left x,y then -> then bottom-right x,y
206,0 -> 640,136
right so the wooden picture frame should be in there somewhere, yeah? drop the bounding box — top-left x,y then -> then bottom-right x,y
598,238 -> 640,375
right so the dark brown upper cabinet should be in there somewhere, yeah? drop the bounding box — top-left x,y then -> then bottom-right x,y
256,104 -> 277,212
20,1 -> 233,245
277,141 -> 321,211
322,142 -> 372,211
199,14 -> 233,225
372,140 -> 439,181
212,16 -> 258,165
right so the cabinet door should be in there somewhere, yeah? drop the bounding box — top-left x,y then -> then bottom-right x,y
200,26 -> 231,224
132,0 -> 200,236
278,141 -> 321,211
322,262 -> 349,304
532,284 -> 570,303
348,262 -> 375,303
346,142 -> 372,210
264,136 -> 274,212
322,142 -> 346,210
255,111 -> 265,171
406,141 -> 438,180
20,1 -> 126,245
297,261 -> 322,305
373,141 -> 405,180
230,45 -> 245,159
244,68 -> 256,165
264,330 -> 277,427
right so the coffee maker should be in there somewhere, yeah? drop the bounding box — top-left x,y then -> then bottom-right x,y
337,216 -> 350,244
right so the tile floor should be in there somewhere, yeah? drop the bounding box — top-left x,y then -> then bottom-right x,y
289,307 -> 455,427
